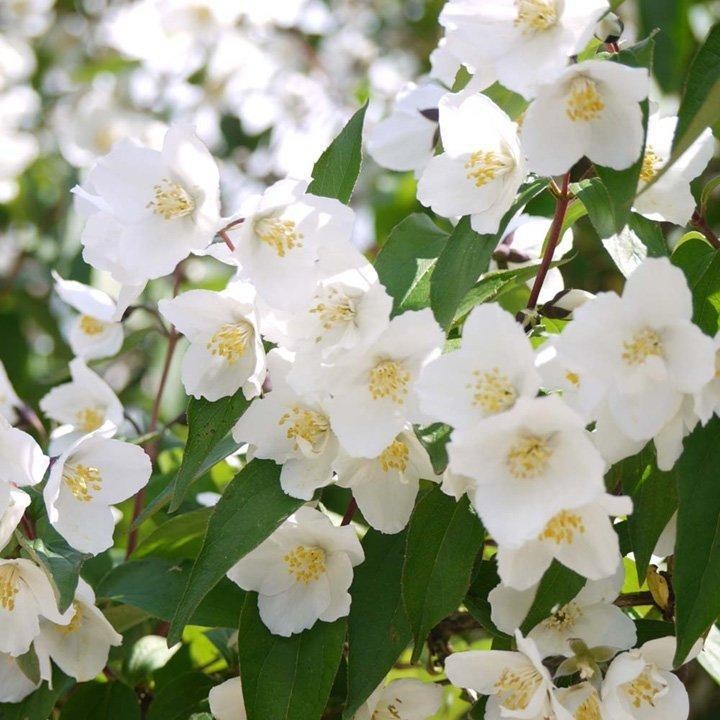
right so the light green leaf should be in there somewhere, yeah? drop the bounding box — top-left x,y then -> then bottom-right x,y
168,461 -> 304,644
132,508 -> 211,561
307,103 -> 368,204
573,178 -> 619,239
239,595 -> 346,720
672,238 -> 720,335
402,487 -> 484,661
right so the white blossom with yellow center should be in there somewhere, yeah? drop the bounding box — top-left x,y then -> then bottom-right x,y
354,679 -> 443,720
227,507 -> 364,637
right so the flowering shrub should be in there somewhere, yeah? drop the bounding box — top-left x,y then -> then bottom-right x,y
3,1 -> 720,719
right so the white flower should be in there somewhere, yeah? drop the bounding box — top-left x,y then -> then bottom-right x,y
490,571 -> 636,658
34,578 -> 122,682
354,678 -> 443,720
44,434 -> 152,555
39,358 -> 124,455
334,428 -> 436,534
439,468 -> 475,501
496,493 -> 631,590
226,178 -> 355,310
159,282 -> 266,401
0,558 -> 72,657
446,631 -> 568,719
417,91 -> 527,234
695,331 -> 720,425
439,0 -> 609,98
52,273 -> 125,361
556,683 -> 605,720
232,350 -> 338,501
74,123 -> 221,284
321,309 -> 444,457
601,226 -> 648,279
0,652 -> 39,702
226,506 -> 364,637
417,304 -> 541,431
209,676 -> 247,720
634,114 -> 715,226
522,60 -> 649,176
367,82 -> 445,175
601,637 -> 696,720
0,418 -> 49,489
552,258 -> 715,457
0,484 -> 31,553
448,396 -> 606,548
0,361 -> 20,422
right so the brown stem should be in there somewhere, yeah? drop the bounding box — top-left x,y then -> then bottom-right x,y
341,497 -> 358,526
20,513 -> 35,540
527,173 -> 572,311
218,229 -> 236,252
691,209 -> 720,250
614,591 -> 655,608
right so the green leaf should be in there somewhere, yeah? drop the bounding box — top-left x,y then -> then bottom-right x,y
635,619 -> 675,646
616,449 -> 678,584
238,595 -> 346,720
169,390 -> 249,512
482,83 -> 528,120
594,38 -> 654,234
344,530 -> 412,718
573,178 -> 618,239
465,559 -> 511,640
133,508 -> 211,560
673,24 -> 720,162
674,417 -> 720,665
168,461 -> 304,644
374,214 -> 449,316
60,682 -> 140,720
520,561 -> 586,634
146,672 -> 214,720
628,212 -> 670,257
15,647 -> 41,686
402,487 -> 484,661
672,238 -> 720,335
307,103 -> 368,204
20,521 -> 90,613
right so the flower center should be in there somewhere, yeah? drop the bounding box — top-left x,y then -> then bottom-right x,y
622,668 -> 665,709
278,405 -> 330,457
469,368 -> 517,414
372,700 -> 405,720
576,692 -> 602,720
63,464 -> 103,502
0,566 -> 19,612
622,328 -> 664,367
206,322 -> 254,364
515,0 -> 559,32
494,665 -> 543,711
59,602 -> 83,635
75,407 -> 105,432
147,179 -> 195,220
539,510 -> 586,544
255,217 -> 304,257
544,601 -> 582,632
379,439 -> 410,473
464,150 -> 514,188
566,77 -> 605,123
283,545 -> 327,584
506,434 -> 553,479
309,289 -> 357,335
640,147 -> 663,183
79,315 -> 108,336
368,360 -> 410,404
565,370 -> 581,387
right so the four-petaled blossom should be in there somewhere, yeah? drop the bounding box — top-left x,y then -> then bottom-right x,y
227,506 -> 364,637
354,679 -> 443,720
334,428 -> 437,534
159,281 -> 266,401
44,433 -> 152,554
417,91 -> 527,234
522,60 -> 650,176
74,123 -> 221,284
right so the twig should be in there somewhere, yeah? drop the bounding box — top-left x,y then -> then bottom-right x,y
691,209 -> 720,250
340,497 -> 358,526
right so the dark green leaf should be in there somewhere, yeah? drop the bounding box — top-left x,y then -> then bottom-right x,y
168,461 -> 304,644
374,214 -> 449,316
465,559 -> 510,640
573,178 -> 618,239
628,212 -> 670,258
239,595 -> 346,720
675,417 -> 720,665
520,561 -> 585,634
672,238 -> 720,335
307,103 -> 368,204
344,530 -> 412,718
133,508 -> 211,561
635,619 -> 675,646
97,557 -> 244,629
146,672 -> 213,720
15,647 -> 40,686
468,697 -> 489,719
170,390 -> 249,512
402,487 -> 484,661
60,682 -> 140,720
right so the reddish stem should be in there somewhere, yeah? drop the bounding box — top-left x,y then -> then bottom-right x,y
691,209 -> 720,250
341,497 -> 358,526
218,229 -> 235,252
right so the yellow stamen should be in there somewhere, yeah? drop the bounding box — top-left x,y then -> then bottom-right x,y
464,150 -> 514,188
255,217 -> 303,257
566,77 -> 605,123
515,0 -> 558,33
59,602 -> 83,635
309,289 -> 356,334
206,322 -> 254,364
565,370 -> 581,387
283,545 -> 326,584
540,510 -> 586,544
368,360 -> 410,404
543,601 -> 582,632
0,566 -> 19,611
506,434 -> 553,479
278,405 -> 330,456
622,328 -> 663,366
79,315 -> 108,336
622,668 -> 664,709
576,691 -> 602,720
468,368 -> 517,414
147,179 -> 195,220
75,407 -> 105,433
63,464 -> 103,502
640,147 -> 663,183
494,665 -> 543,711
379,439 -> 410,473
